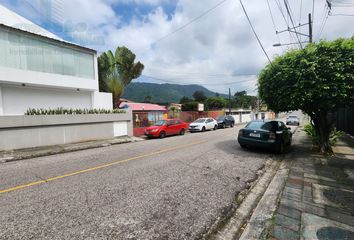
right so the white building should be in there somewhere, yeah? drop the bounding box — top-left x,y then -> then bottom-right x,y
0,5 -> 112,115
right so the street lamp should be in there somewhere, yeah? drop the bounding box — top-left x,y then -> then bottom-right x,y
273,41 -> 309,47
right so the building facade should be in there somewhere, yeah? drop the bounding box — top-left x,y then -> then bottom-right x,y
0,5 -> 112,115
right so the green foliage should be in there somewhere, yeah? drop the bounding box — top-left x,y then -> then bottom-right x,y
193,90 -> 207,102
181,102 -> 198,111
98,46 -> 144,108
180,96 -> 192,104
304,123 -> 320,145
232,91 -> 257,109
258,38 -> 354,113
258,38 -> 354,153
25,108 -> 125,115
304,123 -> 344,146
206,97 -> 227,110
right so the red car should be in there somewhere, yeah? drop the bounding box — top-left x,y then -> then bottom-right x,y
144,119 -> 188,138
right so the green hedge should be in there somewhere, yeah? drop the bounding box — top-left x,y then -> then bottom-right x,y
25,108 -> 125,115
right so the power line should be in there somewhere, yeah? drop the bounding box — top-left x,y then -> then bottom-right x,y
266,0 -> 282,45
238,0 -> 272,64
283,0 -> 303,48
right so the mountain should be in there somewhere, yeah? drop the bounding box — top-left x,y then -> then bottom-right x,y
122,82 -> 227,104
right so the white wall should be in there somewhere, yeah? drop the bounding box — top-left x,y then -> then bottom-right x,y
1,86 -> 92,115
0,86 -> 3,115
92,92 -> 113,110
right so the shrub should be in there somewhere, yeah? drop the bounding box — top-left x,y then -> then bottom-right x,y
25,107 -> 125,115
304,123 -> 343,146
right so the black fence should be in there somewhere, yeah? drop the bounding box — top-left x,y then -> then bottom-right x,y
336,107 -> 354,136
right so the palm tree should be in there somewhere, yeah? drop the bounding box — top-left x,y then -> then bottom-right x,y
98,46 -> 144,108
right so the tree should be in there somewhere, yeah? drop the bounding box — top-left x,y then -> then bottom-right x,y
179,96 -> 192,104
98,46 -> 144,108
193,90 -> 207,102
258,38 -> 354,154
181,102 -> 198,111
143,95 -> 152,103
232,91 -> 258,109
206,97 -> 227,110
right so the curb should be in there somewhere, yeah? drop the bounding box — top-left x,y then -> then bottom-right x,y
0,137 -> 144,164
206,158 -> 282,240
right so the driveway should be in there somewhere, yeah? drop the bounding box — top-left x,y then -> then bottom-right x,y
0,125 -> 280,240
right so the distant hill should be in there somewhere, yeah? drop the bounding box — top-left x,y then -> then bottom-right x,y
122,82 -> 227,104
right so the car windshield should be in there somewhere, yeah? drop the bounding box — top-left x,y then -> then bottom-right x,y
194,119 -> 206,123
217,116 -> 225,121
154,120 -> 167,126
246,121 -> 277,131
288,116 -> 298,119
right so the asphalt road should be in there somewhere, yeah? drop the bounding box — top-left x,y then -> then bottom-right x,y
0,123 -> 285,240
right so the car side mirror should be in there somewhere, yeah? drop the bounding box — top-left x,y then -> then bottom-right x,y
287,127 -> 291,130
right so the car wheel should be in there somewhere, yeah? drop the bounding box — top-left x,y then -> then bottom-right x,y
231,123 -> 234,128
159,131 -> 166,139
213,125 -> 217,130
180,129 -> 185,135
202,127 -> 206,132
240,144 -> 246,148
277,142 -> 284,154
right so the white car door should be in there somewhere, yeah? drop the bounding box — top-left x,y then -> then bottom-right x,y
207,119 -> 214,130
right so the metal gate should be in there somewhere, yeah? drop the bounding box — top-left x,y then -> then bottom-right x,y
336,107 -> 354,136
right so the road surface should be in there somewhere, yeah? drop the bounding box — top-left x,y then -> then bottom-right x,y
0,123 -> 286,240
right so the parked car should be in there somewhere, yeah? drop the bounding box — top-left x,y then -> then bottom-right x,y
145,119 -> 187,139
189,118 -> 218,132
217,115 -> 235,128
237,120 -> 292,153
286,116 -> 300,126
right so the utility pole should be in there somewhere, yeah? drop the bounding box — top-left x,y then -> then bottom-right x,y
309,13 -> 312,43
274,12 -> 313,47
229,88 -> 231,115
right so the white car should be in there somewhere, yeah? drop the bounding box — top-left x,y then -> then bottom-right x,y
189,118 -> 218,132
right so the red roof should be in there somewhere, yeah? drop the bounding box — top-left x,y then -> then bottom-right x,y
119,102 -> 167,111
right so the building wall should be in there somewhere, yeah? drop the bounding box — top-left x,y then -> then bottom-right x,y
0,111 -> 133,151
0,25 -> 114,114
1,85 -> 92,115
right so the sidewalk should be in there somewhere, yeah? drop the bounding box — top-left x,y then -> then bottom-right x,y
0,136 -> 144,163
265,130 -> 354,239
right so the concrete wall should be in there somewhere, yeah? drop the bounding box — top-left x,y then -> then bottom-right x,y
0,110 -> 133,151
91,92 -> 113,110
1,85 -> 93,115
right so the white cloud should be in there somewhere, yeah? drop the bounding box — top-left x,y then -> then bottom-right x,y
3,0 -> 354,94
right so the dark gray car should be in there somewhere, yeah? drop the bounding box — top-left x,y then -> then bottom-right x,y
217,115 -> 235,128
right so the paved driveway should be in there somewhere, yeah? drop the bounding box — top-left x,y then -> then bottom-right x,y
0,125 -> 277,240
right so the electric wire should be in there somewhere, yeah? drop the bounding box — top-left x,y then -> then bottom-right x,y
238,0 -> 272,64
283,0 -> 303,48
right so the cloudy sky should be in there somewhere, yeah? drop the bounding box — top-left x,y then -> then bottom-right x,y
1,0 -> 353,95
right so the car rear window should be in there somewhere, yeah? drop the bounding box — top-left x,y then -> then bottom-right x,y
246,121 -> 277,131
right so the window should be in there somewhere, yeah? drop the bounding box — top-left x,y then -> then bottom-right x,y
0,29 -> 95,79
176,120 -> 181,124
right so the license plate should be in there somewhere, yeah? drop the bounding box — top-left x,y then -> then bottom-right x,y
249,133 -> 260,138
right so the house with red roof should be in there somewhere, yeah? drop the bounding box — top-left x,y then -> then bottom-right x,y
119,101 -> 168,136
